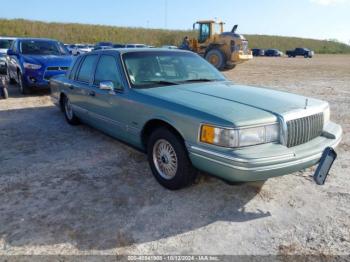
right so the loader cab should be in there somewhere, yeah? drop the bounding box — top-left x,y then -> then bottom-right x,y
194,21 -> 224,43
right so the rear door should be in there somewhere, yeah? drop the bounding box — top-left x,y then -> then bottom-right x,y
69,54 -> 99,118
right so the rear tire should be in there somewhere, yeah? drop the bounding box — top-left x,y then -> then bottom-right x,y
205,49 -> 226,70
147,127 -> 197,190
62,95 -> 80,125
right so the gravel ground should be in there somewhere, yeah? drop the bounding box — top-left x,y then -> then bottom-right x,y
0,55 -> 349,256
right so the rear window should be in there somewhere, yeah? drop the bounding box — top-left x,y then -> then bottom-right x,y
76,55 -> 98,83
69,56 -> 82,80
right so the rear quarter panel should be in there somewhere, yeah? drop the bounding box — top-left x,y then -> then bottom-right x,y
50,75 -> 69,104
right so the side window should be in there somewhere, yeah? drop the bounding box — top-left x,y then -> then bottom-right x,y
76,55 -> 98,83
93,55 -> 122,89
12,41 -> 18,53
69,56 -> 82,80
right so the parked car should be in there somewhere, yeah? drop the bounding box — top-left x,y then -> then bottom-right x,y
286,47 -> 314,58
252,48 -> 265,56
265,49 -> 283,57
0,37 -> 16,74
93,46 -> 112,51
95,42 -> 113,48
50,49 -> 342,190
112,43 -> 126,49
6,38 -> 73,94
72,44 -> 94,55
161,45 -> 179,49
126,44 -> 148,48
64,44 -> 76,54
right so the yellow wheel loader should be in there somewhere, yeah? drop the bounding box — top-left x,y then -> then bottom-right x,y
180,20 -> 253,71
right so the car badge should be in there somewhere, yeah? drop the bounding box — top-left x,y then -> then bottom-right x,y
304,98 -> 308,109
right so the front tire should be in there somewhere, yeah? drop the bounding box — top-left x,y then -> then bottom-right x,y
62,95 -> 80,125
205,49 -> 226,70
1,87 -> 8,99
147,128 -> 196,190
18,72 -> 30,94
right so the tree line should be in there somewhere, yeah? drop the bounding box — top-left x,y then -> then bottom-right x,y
1,19 -> 349,54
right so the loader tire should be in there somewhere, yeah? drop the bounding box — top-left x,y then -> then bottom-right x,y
205,49 -> 226,70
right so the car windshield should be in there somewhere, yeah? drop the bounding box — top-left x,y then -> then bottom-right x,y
123,51 -> 226,88
0,39 -> 14,49
20,40 -> 69,55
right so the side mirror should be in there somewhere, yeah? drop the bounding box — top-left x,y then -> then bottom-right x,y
7,49 -> 16,56
99,81 -> 114,91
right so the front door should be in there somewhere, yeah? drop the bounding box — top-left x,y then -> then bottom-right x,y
83,54 -> 130,140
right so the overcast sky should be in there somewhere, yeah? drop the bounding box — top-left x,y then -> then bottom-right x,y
1,0 -> 349,44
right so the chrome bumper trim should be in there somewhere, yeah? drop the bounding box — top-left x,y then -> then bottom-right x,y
189,133 -> 341,170
189,145 -> 294,164
190,151 -> 322,172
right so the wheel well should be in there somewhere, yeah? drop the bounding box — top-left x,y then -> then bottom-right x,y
205,44 -> 225,56
141,119 -> 184,150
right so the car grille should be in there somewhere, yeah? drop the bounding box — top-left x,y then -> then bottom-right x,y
46,66 -> 69,71
286,113 -> 324,147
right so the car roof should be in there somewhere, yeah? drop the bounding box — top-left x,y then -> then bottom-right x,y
90,48 -> 193,55
0,36 -> 17,40
16,37 -> 60,42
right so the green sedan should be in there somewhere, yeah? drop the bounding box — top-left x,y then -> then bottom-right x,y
50,49 -> 342,190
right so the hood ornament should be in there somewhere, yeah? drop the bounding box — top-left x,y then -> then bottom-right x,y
304,98 -> 309,109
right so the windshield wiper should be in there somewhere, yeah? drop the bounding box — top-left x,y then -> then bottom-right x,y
182,78 -> 218,83
139,80 -> 179,86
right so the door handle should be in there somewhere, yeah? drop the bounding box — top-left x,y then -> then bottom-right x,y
68,85 -> 74,90
89,90 -> 96,97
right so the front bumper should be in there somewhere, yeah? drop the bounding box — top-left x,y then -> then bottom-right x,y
231,51 -> 253,64
187,122 -> 342,182
23,68 -> 67,89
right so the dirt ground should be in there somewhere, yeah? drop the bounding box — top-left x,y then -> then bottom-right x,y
0,55 -> 349,256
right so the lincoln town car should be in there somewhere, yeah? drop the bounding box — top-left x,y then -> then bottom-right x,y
50,49 -> 342,190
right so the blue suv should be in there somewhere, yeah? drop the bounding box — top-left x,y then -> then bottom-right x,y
6,38 -> 73,94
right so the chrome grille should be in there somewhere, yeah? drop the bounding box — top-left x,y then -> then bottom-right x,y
286,113 -> 324,147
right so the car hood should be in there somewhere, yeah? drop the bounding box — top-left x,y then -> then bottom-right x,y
22,55 -> 73,67
136,81 -> 328,126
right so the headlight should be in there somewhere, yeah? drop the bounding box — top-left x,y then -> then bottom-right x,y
200,123 -> 279,148
24,62 -> 42,70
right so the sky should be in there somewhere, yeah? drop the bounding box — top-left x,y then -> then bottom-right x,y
1,0 -> 349,44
